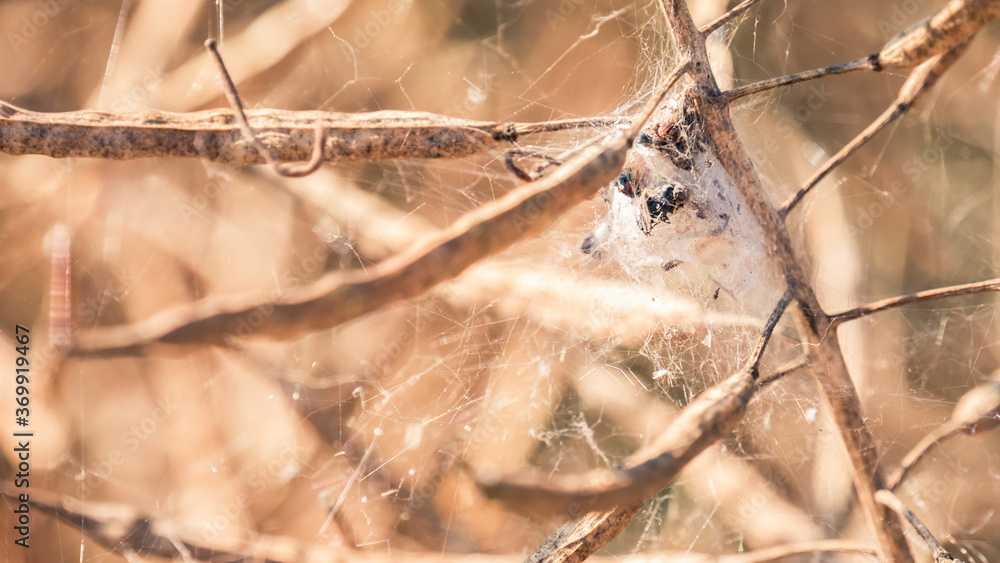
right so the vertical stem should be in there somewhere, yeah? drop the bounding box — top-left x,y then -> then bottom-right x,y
657,1 -> 914,561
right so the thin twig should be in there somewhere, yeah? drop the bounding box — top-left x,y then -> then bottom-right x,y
67,63 -> 692,357
476,288 -> 793,516
829,277 -> 1000,325
205,39 -> 327,177
504,149 -> 563,182
721,57 -> 876,103
875,489 -> 957,562
780,45 -> 968,217
699,0 -> 766,36
755,357 -> 810,388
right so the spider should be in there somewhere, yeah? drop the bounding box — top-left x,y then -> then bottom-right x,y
612,169 -> 690,234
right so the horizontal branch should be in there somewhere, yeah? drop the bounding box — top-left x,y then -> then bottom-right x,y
0,99 -> 618,164
830,277 -> 1000,324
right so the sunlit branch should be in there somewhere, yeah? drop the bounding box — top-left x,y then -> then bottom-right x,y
0,102 -> 619,165
780,45 -> 967,217
829,277 -> 1000,325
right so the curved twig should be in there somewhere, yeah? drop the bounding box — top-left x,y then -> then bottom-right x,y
206,39 -> 327,177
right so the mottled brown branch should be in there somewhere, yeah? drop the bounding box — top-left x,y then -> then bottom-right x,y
780,45 -> 967,216
0,100 -> 618,164
829,277 -> 1000,325
699,0 -> 766,36
477,288 -> 792,517
67,63 -> 692,357
875,490 -> 957,562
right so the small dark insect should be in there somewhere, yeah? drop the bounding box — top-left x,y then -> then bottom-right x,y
713,287 -> 720,300
645,183 -> 688,224
636,101 -> 704,171
614,171 -> 639,197
581,232 -> 598,255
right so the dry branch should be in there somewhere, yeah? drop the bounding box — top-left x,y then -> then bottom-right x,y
722,57 -> 876,102
830,277 -> 1000,324
875,490 -> 957,562
476,289 -> 793,516
699,0 -> 765,36
780,45 -> 967,216
657,0 -> 916,560
0,99 -> 613,164
722,0 -> 999,102
66,63 -> 692,357
877,0 -> 1000,69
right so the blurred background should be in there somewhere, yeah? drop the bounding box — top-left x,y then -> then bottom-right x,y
0,0 -> 999,561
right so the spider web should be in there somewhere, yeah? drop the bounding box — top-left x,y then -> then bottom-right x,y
0,1 -> 999,562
